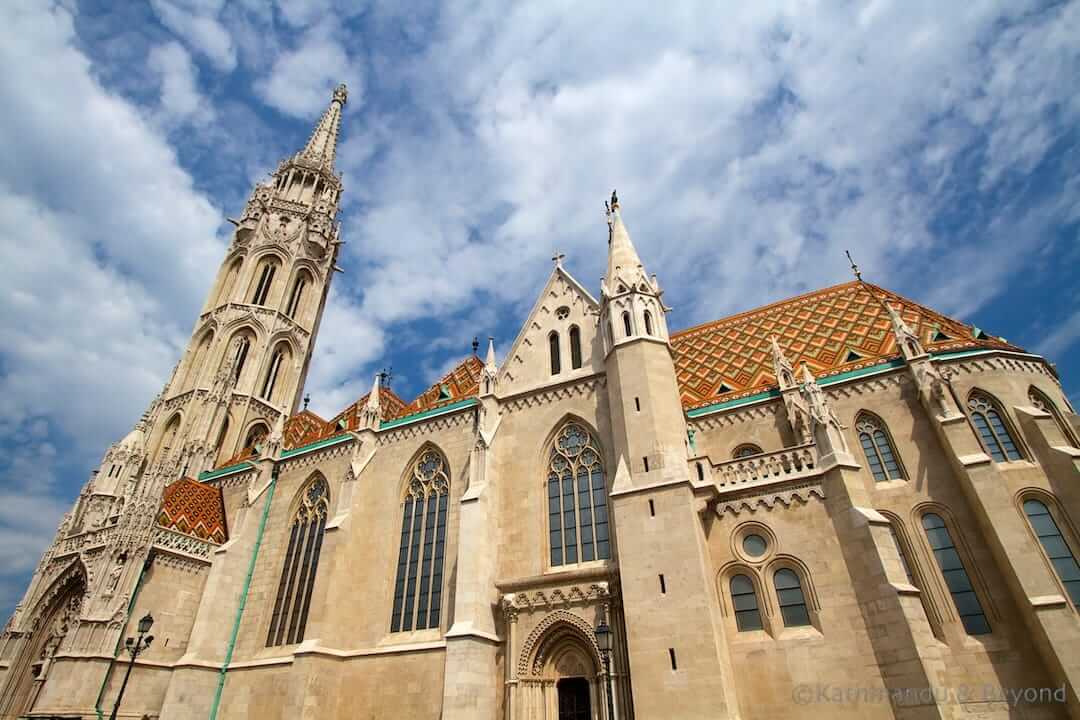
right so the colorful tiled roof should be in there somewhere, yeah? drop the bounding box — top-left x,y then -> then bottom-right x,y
399,355 -> 484,417
671,281 -> 1018,410
157,477 -> 227,543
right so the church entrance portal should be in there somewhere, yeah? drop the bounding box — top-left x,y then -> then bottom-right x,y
556,677 -> 590,720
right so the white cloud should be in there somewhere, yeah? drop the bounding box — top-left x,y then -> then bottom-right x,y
256,25 -> 363,118
150,0 -> 237,72
1036,308 -> 1080,362
148,41 -> 215,125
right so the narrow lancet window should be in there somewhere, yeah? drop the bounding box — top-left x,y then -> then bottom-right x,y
622,311 -> 632,337
569,326 -> 582,370
730,574 -> 763,631
267,477 -> 329,646
922,513 -> 990,634
549,332 -> 561,375
967,393 -> 1022,462
774,569 -> 811,626
1023,499 -> 1080,606
644,310 -> 654,335
390,450 -> 450,632
548,423 -> 609,567
856,414 -> 904,481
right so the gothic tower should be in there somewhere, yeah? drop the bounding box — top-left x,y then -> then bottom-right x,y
600,193 -> 741,718
0,86 -> 348,720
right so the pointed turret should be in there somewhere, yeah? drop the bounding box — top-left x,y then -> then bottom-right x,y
604,190 -> 650,293
360,373 -> 382,431
295,83 -> 348,173
770,336 -> 796,390
481,337 -> 498,397
886,303 -> 927,361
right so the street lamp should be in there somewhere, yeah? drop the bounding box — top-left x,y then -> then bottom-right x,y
594,619 -> 617,720
109,612 -> 154,720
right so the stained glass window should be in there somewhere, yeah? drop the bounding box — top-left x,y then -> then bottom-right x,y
968,394 -> 1022,462
548,423 -> 609,566
390,450 -> 450,632
267,477 -> 329,646
856,414 -> 904,481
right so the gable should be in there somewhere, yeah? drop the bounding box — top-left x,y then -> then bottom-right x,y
500,266 -> 603,394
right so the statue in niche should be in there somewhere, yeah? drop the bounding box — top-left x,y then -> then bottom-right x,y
105,554 -> 125,595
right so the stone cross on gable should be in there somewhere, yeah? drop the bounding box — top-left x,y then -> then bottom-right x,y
551,251 -> 565,268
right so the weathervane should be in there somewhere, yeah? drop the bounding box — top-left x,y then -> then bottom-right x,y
378,367 -> 394,388
845,250 -> 863,282
472,337 -> 480,355
303,393 -> 310,410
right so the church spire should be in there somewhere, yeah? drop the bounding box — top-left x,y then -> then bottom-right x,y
295,84 -> 348,173
603,190 -> 649,293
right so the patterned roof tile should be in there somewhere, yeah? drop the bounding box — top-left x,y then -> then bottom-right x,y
671,281 -> 1018,410
157,477 -> 227,544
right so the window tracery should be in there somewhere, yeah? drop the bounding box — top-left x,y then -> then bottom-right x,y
547,423 -> 609,567
967,393 -> 1022,462
390,449 -> 450,632
267,477 -> 329,646
855,414 -> 904,481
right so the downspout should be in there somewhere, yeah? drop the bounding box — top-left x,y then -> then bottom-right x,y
94,550 -> 155,720
208,464 -> 278,720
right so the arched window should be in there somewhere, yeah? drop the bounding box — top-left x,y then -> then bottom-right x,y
733,444 -> 763,459
922,513 -> 990,634
967,393 -> 1022,462
230,335 -> 252,384
549,332 -> 561,375
250,258 -> 279,306
267,477 -> 329,646
856,413 -> 904,481
213,417 -> 230,466
730,575 -> 763,631
155,414 -> 181,464
185,330 -> 214,391
284,271 -> 310,320
1023,499 -> 1080,606
390,449 -> 450,632
773,569 -> 810,627
243,422 -> 269,454
219,257 -> 242,305
622,311 -> 632,337
644,310 -> 654,336
569,326 -> 582,370
1029,387 -> 1078,447
261,345 -> 291,402
547,423 -> 609,567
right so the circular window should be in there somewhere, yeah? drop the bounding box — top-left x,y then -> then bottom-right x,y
742,534 -> 767,558
556,306 -> 571,320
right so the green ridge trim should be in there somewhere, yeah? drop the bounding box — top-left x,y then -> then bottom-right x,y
199,461 -> 255,481
686,388 -> 781,417
280,433 -> 351,458
95,552 -> 152,719
208,467 -> 277,720
379,398 -> 477,429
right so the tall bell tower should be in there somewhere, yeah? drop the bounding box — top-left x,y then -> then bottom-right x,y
0,88 -> 349,703
159,83 -> 348,477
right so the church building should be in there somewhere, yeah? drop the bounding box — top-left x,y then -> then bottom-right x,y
2,85 -> 1079,720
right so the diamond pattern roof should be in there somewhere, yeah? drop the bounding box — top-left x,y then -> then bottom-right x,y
157,477 -> 227,543
671,281 -> 1018,410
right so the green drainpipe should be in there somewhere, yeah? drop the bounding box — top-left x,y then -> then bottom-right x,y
95,550 -> 154,720
208,465 -> 277,720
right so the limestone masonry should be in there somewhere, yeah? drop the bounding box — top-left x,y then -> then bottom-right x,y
3,85 -> 1080,720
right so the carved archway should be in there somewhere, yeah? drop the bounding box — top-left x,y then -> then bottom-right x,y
0,562 -> 86,719
518,610 -> 602,679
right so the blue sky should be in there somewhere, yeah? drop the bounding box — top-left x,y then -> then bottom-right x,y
0,0 -> 1078,619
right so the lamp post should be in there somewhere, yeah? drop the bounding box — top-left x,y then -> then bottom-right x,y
109,612 -> 154,720
594,619 -> 617,720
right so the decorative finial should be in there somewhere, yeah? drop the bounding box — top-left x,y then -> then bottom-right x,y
303,393 -> 310,410
378,367 -> 393,388
610,189 -> 619,211
472,336 -> 480,355
845,250 -> 862,281
552,251 -> 565,268
333,83 -> 348,105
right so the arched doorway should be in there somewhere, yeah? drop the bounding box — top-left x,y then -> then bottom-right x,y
557,676 -> 591,720
0,564 -> 86,720
514,610 -> 606,720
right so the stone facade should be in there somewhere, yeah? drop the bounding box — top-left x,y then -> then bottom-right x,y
2,90 -> 1080,720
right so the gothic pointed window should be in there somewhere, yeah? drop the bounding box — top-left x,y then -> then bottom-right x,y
644,310 -> 654,336
622,311 -> 632,337
261,345 -> 291,402
569,326 -> 583,370
730,574 -> 763,631
967,392 -> 1023,462
285,271 -> 310,320
250,258 -> 279,306
547,423 -> 609,567
1022,499 -> 1080,606
856,413 -> 905,481
219,257 -> 242,305
186,330 -> 214,391
243,422 -> 269,455
773,569 -> 811,627
1029,387 -> 1078,447
232,336 -> 251,383
155,414 -> 181,464
922,513 -> 990,635
549,332 -> 561,375
267,476 -> 329,646
390,449 -> 450,633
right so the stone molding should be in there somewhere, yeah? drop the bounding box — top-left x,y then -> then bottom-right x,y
710,481 -> 826,518
502,376 -> 606,414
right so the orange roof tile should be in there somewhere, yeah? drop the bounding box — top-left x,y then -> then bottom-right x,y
671,281 -> 1018,410
400,355 -> 484,417
157,477 -> 227,544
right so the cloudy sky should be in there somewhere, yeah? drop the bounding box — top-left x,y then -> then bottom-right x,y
1,0 -> 1078,617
